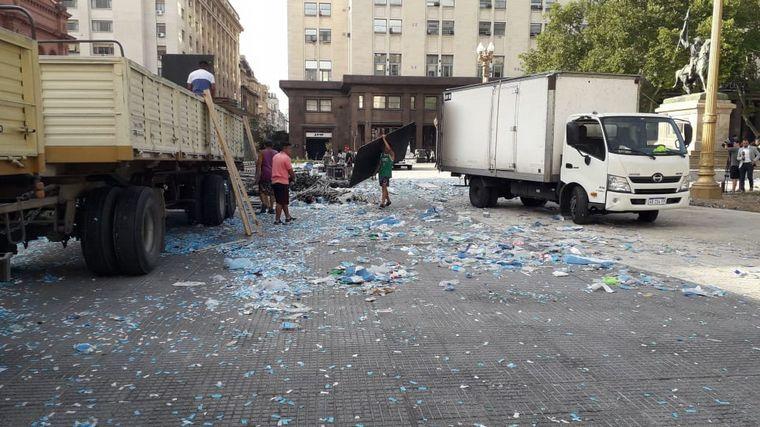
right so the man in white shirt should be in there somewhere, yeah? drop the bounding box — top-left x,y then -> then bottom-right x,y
186,61 -> 216,97
737,137 -> 760,192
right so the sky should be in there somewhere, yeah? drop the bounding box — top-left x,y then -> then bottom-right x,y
229,0 -> 289,115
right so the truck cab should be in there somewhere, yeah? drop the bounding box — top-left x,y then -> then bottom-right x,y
561,113 -> 692,223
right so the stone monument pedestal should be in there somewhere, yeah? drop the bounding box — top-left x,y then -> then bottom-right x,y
656,93 -> 736,173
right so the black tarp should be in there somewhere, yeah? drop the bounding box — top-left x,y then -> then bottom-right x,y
349,123 -> 416,187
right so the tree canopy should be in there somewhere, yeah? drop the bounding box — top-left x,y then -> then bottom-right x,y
520,0 -> 760,124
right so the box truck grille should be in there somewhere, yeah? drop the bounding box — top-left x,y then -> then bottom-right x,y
629,176 -> 681,184
634,188 -> 678,195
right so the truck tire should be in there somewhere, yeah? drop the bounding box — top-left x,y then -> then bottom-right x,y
520,197 -> 547,208
81,187 -> 122,276
113,186 -> 165,276
469,178 -> 491,208
223,176 -> 237,219
201,174 -> 227,226
637,211 -> 659,223
569,186 -> 591,225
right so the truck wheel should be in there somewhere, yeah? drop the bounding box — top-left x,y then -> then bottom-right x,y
81,187 -> 123,276
223,176 -> 237,219
637,211 -> 659,223
113,186 -> 165,276
201,174 -> 227,226
520,197 -> 547,208
569,186 -> 591,225
469,178 -> 491,208
488,191 -> 500,207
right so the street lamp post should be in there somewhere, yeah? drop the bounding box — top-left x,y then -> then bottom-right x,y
691,0 -> 724,200
476,42 -> 495,84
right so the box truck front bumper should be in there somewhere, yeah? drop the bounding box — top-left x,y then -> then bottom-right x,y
605,191 -> 690,212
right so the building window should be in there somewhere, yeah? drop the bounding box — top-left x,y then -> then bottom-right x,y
319,3 -> 331,16
374,19 -> 387,33
62,0 -> 76,7
531,0 -> 542,10
92,43 -> 114,56
305,60 -> 318,81
156,0 -> 166,14
374,53 -> 387,76
442,0 -> 455,5
67,19 -> 79,32
67,43 -> 80,55
442,20 -> 455,35
390,0 -> 402,5
426,20 -> 439,35
530,23 -> 543,37
374,0 -> 386,4
494,22 -> 506,36
545,0 -> 556,9
306,99 -> 319,112
495,0 -> 506,9
91,20 -> 113,32
358,95 -> 364,109
410,96 -> 416,110
426,0 -> 440,5
157,45 -> 166,62
441,55 -> 453,77
157,23 -> 166,38
479,21 -> 491,36
320,99 -> 332,112
319,60 -> 332,81
388,53 -> 401,76
389,19 -> 402,34
304,2 -> 317,16
373,96 -> 386,109
493,56 -> 505,78
305,28 -> 317,43
425,96 -> 438,110
319,28 -> 331,43
388,96 -> 401,110
90,0 -> 111,8
426,55 -> 439,77
480,0 -> 492,8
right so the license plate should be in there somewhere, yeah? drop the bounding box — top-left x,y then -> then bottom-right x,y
647,198 -> 666,206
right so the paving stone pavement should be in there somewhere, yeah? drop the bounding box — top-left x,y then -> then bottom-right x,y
1,178 -> 759,426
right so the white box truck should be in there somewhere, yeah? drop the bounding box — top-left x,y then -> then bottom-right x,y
439,73 -> 693,224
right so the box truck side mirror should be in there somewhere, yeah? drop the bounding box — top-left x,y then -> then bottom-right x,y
683,123 -> 693,147
566,122 -> 580,147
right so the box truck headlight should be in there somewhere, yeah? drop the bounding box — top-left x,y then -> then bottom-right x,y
678,177 -> 691,192
607,175 -> 632,193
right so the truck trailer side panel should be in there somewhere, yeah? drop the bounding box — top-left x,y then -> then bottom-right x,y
38,56 -> 244,164
0,27 -> 44,175
440,84 -> 495,173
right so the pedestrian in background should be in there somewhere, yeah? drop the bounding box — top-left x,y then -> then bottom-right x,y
378,134 -> 395,208
723,139 -> 740,192
256,140 -> 277,214
272,142 -> 296,224
737,136 -> 760,192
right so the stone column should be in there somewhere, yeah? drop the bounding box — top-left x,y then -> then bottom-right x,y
656,93 -> 736,173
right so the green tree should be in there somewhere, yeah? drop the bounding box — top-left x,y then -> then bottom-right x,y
521,0 -> 760,133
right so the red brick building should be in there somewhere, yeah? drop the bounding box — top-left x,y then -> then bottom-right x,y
0,0 -> 72,54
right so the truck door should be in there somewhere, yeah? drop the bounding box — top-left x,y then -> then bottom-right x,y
561,119 -> 608,205
491,84 -> 518,171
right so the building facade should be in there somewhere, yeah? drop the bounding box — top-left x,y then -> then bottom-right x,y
287,0 -> 567,81
281,75 -> 479,159
62,0 -> 242,100
0,0 -> 73,54
267,93 -> 289,132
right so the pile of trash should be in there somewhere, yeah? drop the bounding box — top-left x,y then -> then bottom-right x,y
294,176 -> 365,204
324,260 -> 417,299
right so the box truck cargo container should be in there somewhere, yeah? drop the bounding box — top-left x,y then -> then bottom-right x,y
439,73 -> 693,224
0,11 -> 244,279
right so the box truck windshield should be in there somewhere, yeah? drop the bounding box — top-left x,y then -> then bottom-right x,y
602,117 -> 687,157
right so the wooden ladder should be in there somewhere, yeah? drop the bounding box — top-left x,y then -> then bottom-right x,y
203,90 -> 259,236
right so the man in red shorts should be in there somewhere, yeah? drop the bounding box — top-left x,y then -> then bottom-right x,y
271,143 -> 296,224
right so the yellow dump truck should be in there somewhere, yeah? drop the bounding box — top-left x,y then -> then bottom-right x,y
0,9 -> 245,278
